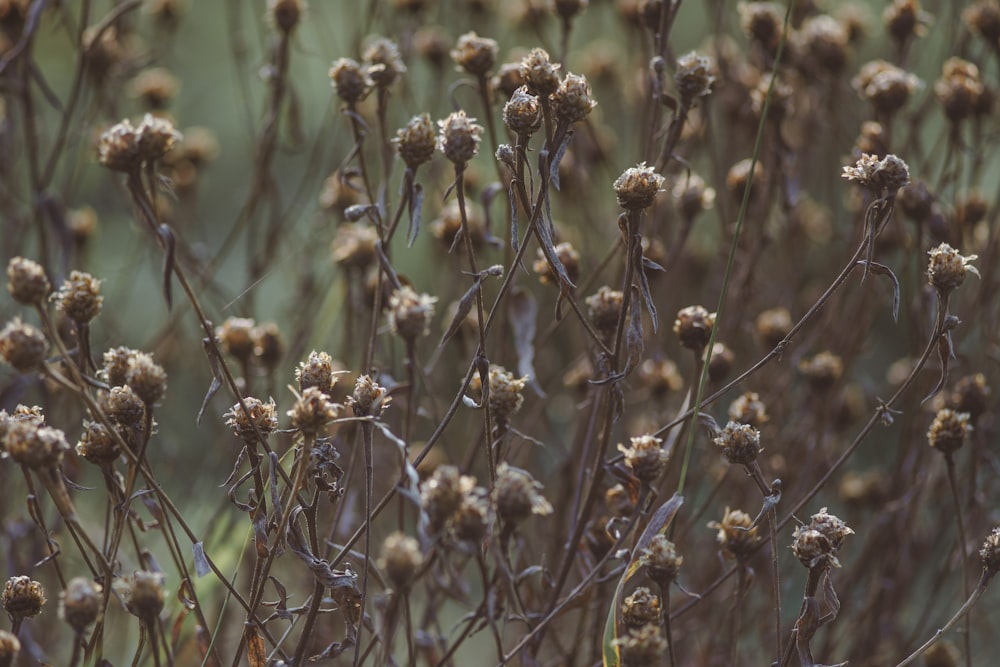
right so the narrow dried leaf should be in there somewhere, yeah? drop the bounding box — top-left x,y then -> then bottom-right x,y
508,289 -> 541,393
407,182 -> 424,248
634,240 -> 658,332
857,260 -> 900,321
548,131 -> 573,191
624,288 -> 644,374
159,224 -> 175,309
439,278 -> 481,348
509,184 -> 520,255
192,542 -> 211,578
246,626 -> 266,667
196,337 -> 223,426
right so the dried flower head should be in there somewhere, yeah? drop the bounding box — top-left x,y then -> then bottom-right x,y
288,386 -> 340,434
215,317 -> 256,363
853,60 -> 922,115
60,578 -> 102,634
251,322 -> 283,371
726,158 -> 764,203
125,351 -> 167,406
503,86 -> 543,136
739,1 -> 784,54
948,374 -> 990,420
394,113 -> 437,169
329,58 -> 370,103
898,180 -> 935,221
798,351 -> 843,391
438,110 -> 483,165
493,463 -> 553,525
621,587 -> 661,629
450,487 -> 489,542
2,576 -> 45,620
295,350 -> 341,396
0,629 -> 20,664
611,623 -> 666,666
348,374 -> 391,418
728,391 -> 769,429
935,57 -> 985,123
846,154 -> 910,196
791,508 -> 854,570
927,409 -> 972,456
119,571 -> 164,623
673,305 -> 715,351
533,241 -> 580,285
224,398 -> 279,443
551,73 -> 597,125
492,62 -> 526,99
675,52 -> 715,103
97,114 -> 182,172
709,507 -> 758,560
964,1 -> 1000,46
331,222 -> 379,269
100,346 -> 134,386
714,421 -> 762,465
103,385 -> 146,430
379,532 -> 422,590
388,286 -> 437,340
614,162 -> 664,210
52,270 -> 103,324
363,37 -> 406,87
586,286 -> 623,336
6,257 -> 50,306
640,534 -> 682,586
926,243 -> 979,294
471,364 -> 528,427
127,67 -> 180,110
981,527 -> 1000,573
550,0 -> 587,19
672,173 -> 715,221
637,358 -> 683,397
266,0 -> 304,33
75,420 -> 121,465
519,47 -> 561,97
0,318 -> 48,372
796,15 -> 850,74
450,31 -> 497,76
431,199 -> 486,249
618,434 -> 668,484
883,0 -> 931,44
421,465 -> 475,531
708,342 -> 734,382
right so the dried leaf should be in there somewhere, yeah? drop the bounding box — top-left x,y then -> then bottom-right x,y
548,131 -> 574,191
192,542 -> 211,578
634,240 -> 659,332
439,279 -> 481,348
508,289 -> 542,394
624,287 -> 644,374
856,260 -> 900,321
197,337 -> 223,426
159,224 -> 175,309
246,626 -> 266,667
407,181 -> 424,248
509,184 -> 520,255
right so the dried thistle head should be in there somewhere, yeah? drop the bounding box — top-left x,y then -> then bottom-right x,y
796,15 -> 849,74
519,47 -> 561,97
611,623 -> 666,665
621,587 -> 661,629
964,1 -> 1000,46
295,350 -> 342,396
421,465 -> 475,532
266,0 -> 304,33
947,374 -> 990,420
980,527 -> 1000,573
135,114 -> 182,163
379,532 -> 422,590
618,434 -> 668,484
97,118 -> 140,172
6,257 -> 50,306
674,52 -> 715,103
215,317 -> 256,363
927,409 -> 972,456
2,576 -> 46,620
52,270 -> 103,324
224,398 -> 279,443
480,364 -> 528,427
841,152 -> 910,195
898,180 -> 935,221
503,86 -> 543,137
493,463 -> 553,525
791,508 -> 853,570
926,243 -> 979,294
329,58 -> 370,103
288,386 -> 340,435
725,158 -> 764,204
492,62 -> 526,99
331,222 -> 379,269
672,173 -> 715,221
363,37 -> 406,88
437,110 -> 483,166
708,342 -> 734,382
853,60 -> 922,115
103,385 -> 146,430
450,31 -> 497,77
388,286 -> 437,341
883,0 -> 931,45
533,241 -> 580,285
0,629 -> 20,664
613,162 -> 664,210
673,305 -> 715,352
714,421 -> 762,465
450,486 -> 490,543
394,113 -> 437,170
76,420 -> 121,465
118,571 -> 164,623
709,507 -> 758,560
0,318 -> 48,372
640,534 -> 682,586
125,351 -> 167,406
101,346 -> 135,386
586,286 -> 623,336
551,73 -> 597,125
348,374 -> 390,418
798,351 -> 843,392
739,1 -> 784,54
431,199 -> 486,249
60,577 -> 102,634
251,322 -> 284,371
127,67 -> 180,110
728,392 -> 769,429
935,57 -> 985,123
637,358 -> 682,397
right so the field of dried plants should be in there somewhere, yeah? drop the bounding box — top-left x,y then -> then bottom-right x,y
2,0 -> 1000,665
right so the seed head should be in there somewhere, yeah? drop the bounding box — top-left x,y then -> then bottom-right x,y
980,527 -> 1000,573
853,60 -> 922,115
266,0 -> 304,33
450,487 -> 489,542
363,37 -> 406,88
948,374 -> 990,420
798,351 -> 843,392
725,158 -> 764,204
586,286 -> 623,336
673,305 -> 715,351
708,342 -> 734,382
674,51 -> 715,103
639,534 -> 682,586
215,317 -> 256,363
0,318 -> 48,372
431,199 -> 486,249
551,73 -> 597,125
421,465 -> 475,532
883,0 -> 931,45
60,578 -> 102,634
493,463 -> 553,525
475,364 -> 528,428
437,110 -> 483,165
127,67 -> 180,110
492,62 -> 526,99
614,162 -> 664,210
2,576 -> 46,620
739,2 -> 784,54
288,386 -> 340,435
926,243 -> 979,294
621,587 -> 661,629
348,374 -> 391,418
295,350 -> 341,396
394,113 -> 437,169
637,358 -> 682,397
0,630 -> 20,664
52,271 -> 103,324
611,623 -> 666,666
791,508 -> 853,570
898,180 -> 935,221
252,322 -> 284,371
331,222 -> 379,269
6,257 -> 50,306
841,152 -> 910,195
964,1 -> 1000,46
728,392 -> 769,429
550,0 -> 587,19
101,346 -> 134,386
224,398 -> 279,443
97,118 -> 140,172
519,48 -> 561,97
125,351 -> 167,406
329,58 -> 370,103
136,114 -> 182,163
379,532 -> 423,590
927,409 -> 972,456
76,420 -> 121,465
450,31 -> 497,76
532,241 -> 580,286
714,421 -> 762,465
672,173 -> 715,221
104,385 -> 147,430
709,507 -> 758,560
503,86 -> 543,136
796,15 -> 849,74
618,434 -> 668,484
935,57 -> 986,123
388,286 -> 437,340
119,571 -> 164,623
